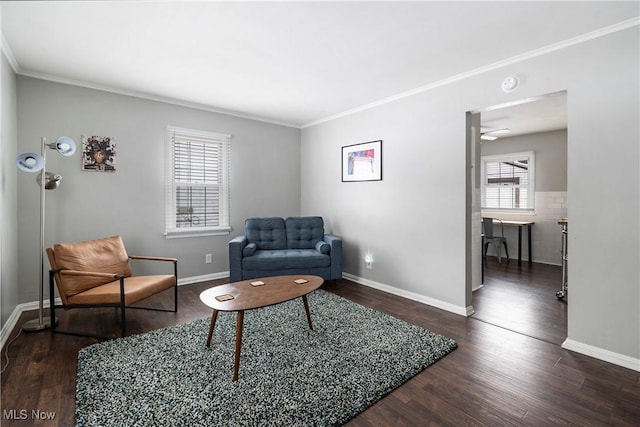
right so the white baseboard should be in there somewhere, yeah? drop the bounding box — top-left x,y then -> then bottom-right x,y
562,338 -> 640,372
178,271 -> 229,286
341,274 -> 638,371
0,272 -> 230,350
0,297 -> 61,351
5,272 -> 638,374
0,303 -> 26,350
342,272 -> 471,317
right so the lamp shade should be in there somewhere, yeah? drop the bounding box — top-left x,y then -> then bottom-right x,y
54,136 -> 76,156
36,171 -> 62,190
16,152 -> 45,172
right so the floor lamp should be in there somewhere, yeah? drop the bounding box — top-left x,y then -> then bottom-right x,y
16,136 -> 76,331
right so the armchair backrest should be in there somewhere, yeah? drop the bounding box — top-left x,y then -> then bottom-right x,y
285,216 -> 325,249
245,217 -> 287,250
46,235 -> 132,303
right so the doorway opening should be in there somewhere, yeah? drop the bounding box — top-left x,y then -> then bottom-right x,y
467,91 -> 568,345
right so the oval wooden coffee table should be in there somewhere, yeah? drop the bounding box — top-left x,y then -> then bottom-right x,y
199,274 -> 324,381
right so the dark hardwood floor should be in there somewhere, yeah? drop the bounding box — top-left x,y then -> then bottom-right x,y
473,257 -> 568,345
1,275 -> 638,426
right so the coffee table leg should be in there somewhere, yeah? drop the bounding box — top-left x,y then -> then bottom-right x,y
233,310 -> 245,382
206,309 -> 219,347
302,295 -> 313,330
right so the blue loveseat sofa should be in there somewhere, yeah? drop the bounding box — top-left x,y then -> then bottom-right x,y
229,217 -> 342,282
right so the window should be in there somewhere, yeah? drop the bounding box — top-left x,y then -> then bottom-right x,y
481,151 -> 535,212
165,126 -> 231,237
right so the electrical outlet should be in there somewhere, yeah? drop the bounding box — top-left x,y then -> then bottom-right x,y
205,254 -> 212,264
364,252 -> 373,269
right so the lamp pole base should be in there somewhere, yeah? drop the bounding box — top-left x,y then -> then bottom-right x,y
22,317 -> 57,332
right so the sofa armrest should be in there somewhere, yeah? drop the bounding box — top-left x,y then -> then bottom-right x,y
229,235 -> 248,282
323,234 -> 342,280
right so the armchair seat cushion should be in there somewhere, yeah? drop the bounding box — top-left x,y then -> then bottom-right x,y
242,249 -> 330,271
66,274 -> 176,306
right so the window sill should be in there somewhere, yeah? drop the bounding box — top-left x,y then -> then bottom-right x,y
481,209 -> 536,216
164,227 -> 231,239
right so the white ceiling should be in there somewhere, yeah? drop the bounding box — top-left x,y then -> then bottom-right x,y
481,92 -> 568,139
2,1 -> 638,128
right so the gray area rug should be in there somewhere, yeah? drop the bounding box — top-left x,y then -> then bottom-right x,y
76,290 -> 457,426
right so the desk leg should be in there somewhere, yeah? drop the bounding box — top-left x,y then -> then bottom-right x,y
481,235 -> 485,283
518,226 -> 523,266
302,295 -> 314,330
206,309 -> 219,347
233,310 -> 245,382
528,224 -> 533,265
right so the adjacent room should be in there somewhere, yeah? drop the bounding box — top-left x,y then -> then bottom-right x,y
1,1 -> 638,426
472,93 -> 569,345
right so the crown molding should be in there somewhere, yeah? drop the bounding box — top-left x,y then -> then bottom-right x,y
2,14 -> 637,130
301,16 -> 640,128
1,33 -> 20,73
1,22 -> 298,128
17,69 -> 301,129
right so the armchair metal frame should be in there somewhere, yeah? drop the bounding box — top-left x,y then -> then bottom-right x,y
47,246 -> 178,339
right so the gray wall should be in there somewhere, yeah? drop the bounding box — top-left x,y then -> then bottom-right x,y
15,77 -> 301,304
1,51 -> 18,328
301,27 -> 639,362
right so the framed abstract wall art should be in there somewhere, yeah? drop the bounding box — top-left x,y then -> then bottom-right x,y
341,140 -> 382,182
82,135 -> 116,172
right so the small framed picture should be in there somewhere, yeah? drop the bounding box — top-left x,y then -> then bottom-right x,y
82,135 -> 116,172
341,140 -> 382,182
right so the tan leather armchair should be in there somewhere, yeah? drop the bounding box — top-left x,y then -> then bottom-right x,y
46,235 -> 177,338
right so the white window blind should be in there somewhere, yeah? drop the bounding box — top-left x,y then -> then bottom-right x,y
481,151 -> 535,211
165,126 -> 231,237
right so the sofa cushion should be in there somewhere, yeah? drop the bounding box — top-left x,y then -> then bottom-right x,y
315,241 -> 330,254
245,217 -> 287,250
242,242 -> 257,257
243,249 -> 330,271
285,216 -> 325,249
